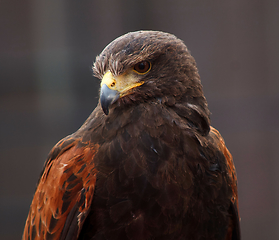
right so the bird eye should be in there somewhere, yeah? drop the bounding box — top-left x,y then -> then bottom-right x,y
133,61 -> 151,74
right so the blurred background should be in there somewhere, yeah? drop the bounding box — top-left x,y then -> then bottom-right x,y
1,1 -> 278,239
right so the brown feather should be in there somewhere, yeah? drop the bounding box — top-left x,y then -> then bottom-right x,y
23,140 -> 98,239
23,31 -> 240,240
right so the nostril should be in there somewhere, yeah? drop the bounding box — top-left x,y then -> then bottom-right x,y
111,82 -> 115,87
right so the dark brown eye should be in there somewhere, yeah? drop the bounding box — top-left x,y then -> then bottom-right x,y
133,61 -> 151,74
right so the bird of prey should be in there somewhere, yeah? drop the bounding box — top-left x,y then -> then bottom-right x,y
23,30 -> 240,240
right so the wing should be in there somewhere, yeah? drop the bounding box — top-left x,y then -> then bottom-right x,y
22,136 -> 98,240
210,127 -> 241,240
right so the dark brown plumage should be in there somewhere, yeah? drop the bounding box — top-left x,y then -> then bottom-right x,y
23,30 -> 240,240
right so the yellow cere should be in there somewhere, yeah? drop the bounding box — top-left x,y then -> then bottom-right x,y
101,70 -> 144,96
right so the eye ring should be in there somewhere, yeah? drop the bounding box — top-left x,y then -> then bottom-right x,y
133,61 -> 151,74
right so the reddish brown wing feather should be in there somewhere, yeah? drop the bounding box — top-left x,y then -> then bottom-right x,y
22,138 -> 98,240
210,127 -> 240,240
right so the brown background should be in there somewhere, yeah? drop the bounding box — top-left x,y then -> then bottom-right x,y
1,1 -> 278,239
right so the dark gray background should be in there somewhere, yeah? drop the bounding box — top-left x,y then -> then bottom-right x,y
1,1 -> 278,239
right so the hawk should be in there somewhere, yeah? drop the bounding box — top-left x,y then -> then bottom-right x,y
23,30 -> 240,240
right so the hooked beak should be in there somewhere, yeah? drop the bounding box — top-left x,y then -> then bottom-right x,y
99,70 -> 144,115
100,83 -> 119,115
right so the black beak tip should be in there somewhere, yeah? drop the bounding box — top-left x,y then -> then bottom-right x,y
101,96 -> 109,115
100,84 -> 119,115
101,105 -> 109,115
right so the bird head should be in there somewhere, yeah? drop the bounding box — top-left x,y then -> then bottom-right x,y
93,31 -> 209,121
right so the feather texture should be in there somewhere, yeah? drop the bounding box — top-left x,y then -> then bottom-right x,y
23,31 -> 240,240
